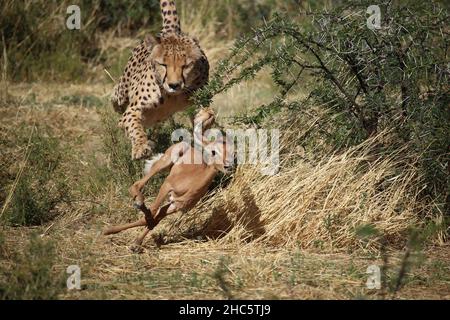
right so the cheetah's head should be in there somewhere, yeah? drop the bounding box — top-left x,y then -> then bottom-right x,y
148,33 -> 206,95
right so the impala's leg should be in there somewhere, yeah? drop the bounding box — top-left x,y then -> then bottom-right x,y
103,217 -> 146,235
154,203 -> 178,222
136,181 -> 172,228
129,143 -> 189,207
129,153 -> 173,207
133,229 -> 151,249
133,203 -> 177,247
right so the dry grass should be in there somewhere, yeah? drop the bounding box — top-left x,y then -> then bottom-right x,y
0,68 -> 448,301
0,2 -> 448,300
2,224 -> 449,299
151,128 -> 445,251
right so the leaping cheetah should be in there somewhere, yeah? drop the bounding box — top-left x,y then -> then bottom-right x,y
111,0 -> 209,160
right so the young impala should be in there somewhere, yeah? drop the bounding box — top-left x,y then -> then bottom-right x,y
103,108 -> 234,248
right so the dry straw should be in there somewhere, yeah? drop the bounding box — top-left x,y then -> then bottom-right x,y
153,127 -> 440,251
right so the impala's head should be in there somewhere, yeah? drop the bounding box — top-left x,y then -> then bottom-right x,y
148,33 -> 205,95
194,107 -> 215,130
204,136 -> 235,174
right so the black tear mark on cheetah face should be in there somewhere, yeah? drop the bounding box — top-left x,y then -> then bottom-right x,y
148,34 -> 205,96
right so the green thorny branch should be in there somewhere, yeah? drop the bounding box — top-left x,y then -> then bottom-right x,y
192,13 -> 365,123
191,1 -> 448,130
190,1 -> 448,207
192,10 -> 369,126
191,14 -> 313,121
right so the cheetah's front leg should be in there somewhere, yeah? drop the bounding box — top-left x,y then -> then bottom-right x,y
122,66 -> 163,160
122,105 -> 154,160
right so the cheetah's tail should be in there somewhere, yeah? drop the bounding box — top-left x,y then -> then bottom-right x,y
160,0 -> 180,33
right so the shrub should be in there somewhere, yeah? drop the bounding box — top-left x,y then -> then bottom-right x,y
1,126 -> 69,226
193,0 -> 449,214
0,0 -> 160,82
0,234 -> 65,300
98,107 -> 189,196
99,107 -> 142,189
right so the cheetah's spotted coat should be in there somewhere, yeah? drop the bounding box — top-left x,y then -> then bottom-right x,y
112,0 -> 209,160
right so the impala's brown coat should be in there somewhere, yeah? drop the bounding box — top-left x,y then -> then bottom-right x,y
103,109 -> 234,249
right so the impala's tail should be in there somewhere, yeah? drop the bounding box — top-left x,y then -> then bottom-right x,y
144,154 -> 164,175
160,0 -> 181,33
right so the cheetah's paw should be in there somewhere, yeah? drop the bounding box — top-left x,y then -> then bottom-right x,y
132,142 -> 153,160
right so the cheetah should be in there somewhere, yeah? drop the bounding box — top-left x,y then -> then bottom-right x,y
111,0 -> 209,160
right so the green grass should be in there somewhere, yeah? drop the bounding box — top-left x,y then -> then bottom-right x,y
0,0 -> 448,301
0,234 -> 65,299
1,125 -> 69,226
57,95 -> 104,108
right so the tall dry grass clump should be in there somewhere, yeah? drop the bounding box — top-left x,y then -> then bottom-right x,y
215,143 -> 422,249
153,128 -> 444,251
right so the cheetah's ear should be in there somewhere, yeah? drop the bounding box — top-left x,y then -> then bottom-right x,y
145,34 -> 162,47
155,33 -> 162,43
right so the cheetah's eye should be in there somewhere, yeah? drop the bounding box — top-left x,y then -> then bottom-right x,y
156,61 -> 167,68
